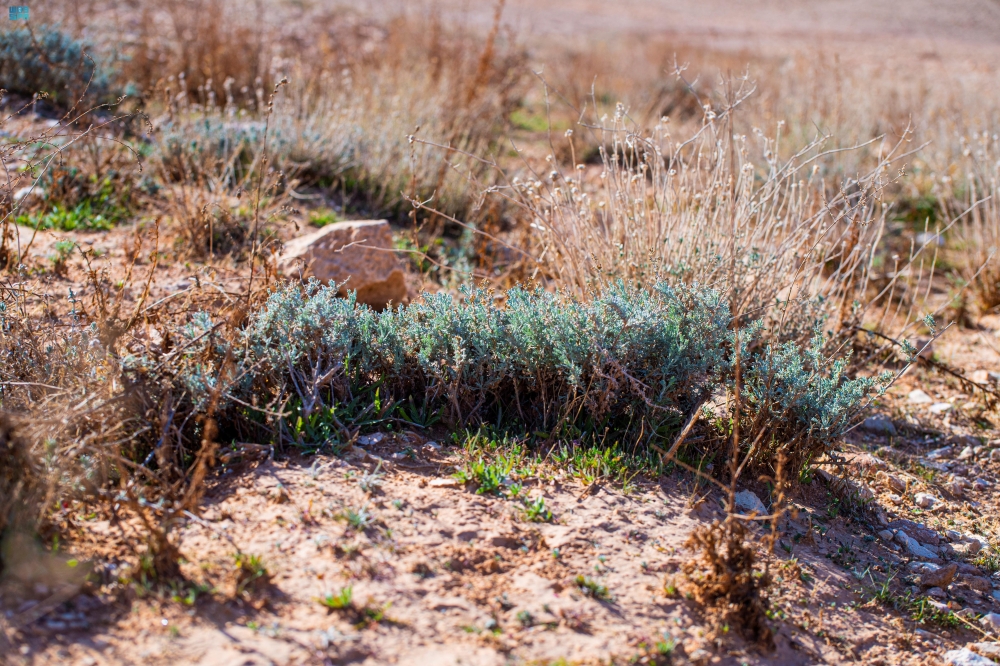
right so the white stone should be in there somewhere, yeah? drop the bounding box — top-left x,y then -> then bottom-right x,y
927,446 -> 954,460
908,561 -> 941,574
930,402 -> 954,415
971,643 -> 1000,661
876,471 -> 906,492
914,492 -> 939,509
13,186 -> 39,202
356,432 -> 386,447
278,220 -> 408,310
908,389 -> 934,404
862,415 -> 897,437
734,490 -> 767,516
970,371 -> 1000,385
954,541 -> 983,556
429,478 -> 461,488
894,530 -> 939,560
983,612 -> 1000,633
945,648 -> 996,666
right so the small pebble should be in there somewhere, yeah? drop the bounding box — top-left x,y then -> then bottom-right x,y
915,492 -> 940,509
862,415 -> 897,437
734,489 -> 767,516
928,446 -> 954,460
970,643 -> 1000,661
981,612 -> 1000,633
945,648 -> 995,666
930,402 -> 954,415
954,541 -> 983,556
908,389 -> 933,404
357,432 -> 386,447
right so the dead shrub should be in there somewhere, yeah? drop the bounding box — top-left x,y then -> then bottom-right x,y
681,520 -> 773,647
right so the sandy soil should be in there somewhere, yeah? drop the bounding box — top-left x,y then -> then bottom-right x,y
4,305 -> 1000,664
371,0 -> 1000,56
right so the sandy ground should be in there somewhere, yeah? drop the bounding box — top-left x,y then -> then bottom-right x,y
4,306 -> 1000,664
370,0 -> 1000,55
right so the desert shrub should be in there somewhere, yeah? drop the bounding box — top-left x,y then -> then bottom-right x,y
449,84 -> 945,353
737,329 -> 894,470
150,105 -> 290,258
0,26 -> 114,106
58,279 -> 892,490
237,280 -> 732,440
117,280 -> 889,466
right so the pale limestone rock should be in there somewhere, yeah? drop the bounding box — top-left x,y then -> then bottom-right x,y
919,562 -> 957,588
734,489 -> 767,516
279,220 -> 408,309
946,648 -> 995,666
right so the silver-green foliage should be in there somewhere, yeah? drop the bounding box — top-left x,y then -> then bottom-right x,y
242,279 -> 730,431
0,27 -> 114,106
740,328 -> 894,464
129,280 -> 892,465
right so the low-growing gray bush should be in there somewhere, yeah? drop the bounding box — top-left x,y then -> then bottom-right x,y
0,27 -> 114,106
122,280 -> 891,472
739,330 -> 894,469
241,280 -> 731,435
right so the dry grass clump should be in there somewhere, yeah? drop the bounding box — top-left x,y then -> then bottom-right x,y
36,0 -> 526,228
944,132 -> 1000,313
479,81 -> 907,346
150,83 -> 292,259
